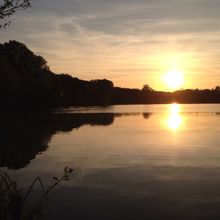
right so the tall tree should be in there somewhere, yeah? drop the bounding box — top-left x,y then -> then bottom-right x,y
0,0 -> 31,29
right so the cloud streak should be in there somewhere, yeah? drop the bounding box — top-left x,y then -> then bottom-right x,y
1,0 -> 220,89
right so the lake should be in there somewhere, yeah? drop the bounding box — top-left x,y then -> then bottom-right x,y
1,104 -> 220,219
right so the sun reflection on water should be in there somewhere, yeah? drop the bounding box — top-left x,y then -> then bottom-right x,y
167,103 -> 183,131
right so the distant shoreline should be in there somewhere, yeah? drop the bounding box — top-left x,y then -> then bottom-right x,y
1,41 -> 220,108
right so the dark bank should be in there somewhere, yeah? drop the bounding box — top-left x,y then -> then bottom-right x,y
1,41 -> 220,109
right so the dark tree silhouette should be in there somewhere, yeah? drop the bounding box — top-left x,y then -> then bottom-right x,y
0,41 -> 115,107
0,40 -> 220,107
142,84 -> 154,92
215,86 -> 220,92
0,0 -> 31,29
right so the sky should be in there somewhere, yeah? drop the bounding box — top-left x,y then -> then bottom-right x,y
1,0 -> 220,90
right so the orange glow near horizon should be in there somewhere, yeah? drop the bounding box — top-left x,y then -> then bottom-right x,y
147,52 -> 193,91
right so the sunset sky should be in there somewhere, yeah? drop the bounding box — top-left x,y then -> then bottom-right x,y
1,0 -> 220,90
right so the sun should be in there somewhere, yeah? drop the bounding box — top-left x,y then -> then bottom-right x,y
164,70 -> 184,90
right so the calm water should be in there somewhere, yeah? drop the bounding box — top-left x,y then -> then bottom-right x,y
1,104 -> 220,219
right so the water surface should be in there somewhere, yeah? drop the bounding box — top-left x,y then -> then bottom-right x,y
1,104 -> 220,219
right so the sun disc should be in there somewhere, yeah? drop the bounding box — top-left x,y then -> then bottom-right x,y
164,70 -> 184,89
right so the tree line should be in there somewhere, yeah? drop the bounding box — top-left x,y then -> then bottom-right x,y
0,41 -> 114,107
0,40 -> 220,108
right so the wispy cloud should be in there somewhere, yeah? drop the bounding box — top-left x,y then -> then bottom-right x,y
1,0 -> 220,89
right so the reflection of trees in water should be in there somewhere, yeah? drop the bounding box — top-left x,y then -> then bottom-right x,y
114,112 -> 152,119
0,111 -> 153,170
142,113 -> 152,119
0,112 -> 115,170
